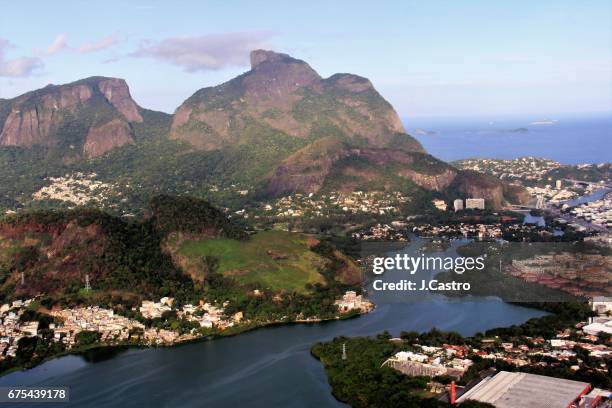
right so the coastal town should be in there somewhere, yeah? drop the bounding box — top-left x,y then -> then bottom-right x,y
0,297 -> 229,360
254,191 -> 411,220
351,214 -> 569,242
454,157 -> 611,188
455,157 -> 612,230
454,156 -> 563,184
0,2 -> 609,405
0,290 -> 371,364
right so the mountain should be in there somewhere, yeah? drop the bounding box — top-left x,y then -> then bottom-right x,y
171,50 -> 420,152
0,77 -> 144,159
170,50 -> 520,207
170,50 -> 522,207
0,50 -> 527,211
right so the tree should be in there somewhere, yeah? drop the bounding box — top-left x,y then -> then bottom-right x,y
75,330 -> 100,346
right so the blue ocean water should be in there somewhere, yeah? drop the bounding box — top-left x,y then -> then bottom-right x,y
405,113 -> 611,164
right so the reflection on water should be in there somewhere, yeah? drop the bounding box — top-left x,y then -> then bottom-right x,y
78,345 -> 131,364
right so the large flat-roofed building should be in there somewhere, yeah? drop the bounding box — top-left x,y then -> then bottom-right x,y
465,198 -> 485,210
457,371 -> 590,408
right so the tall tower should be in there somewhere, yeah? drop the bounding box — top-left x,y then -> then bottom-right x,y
85,274 -> 91,292
342,343 -> 347,360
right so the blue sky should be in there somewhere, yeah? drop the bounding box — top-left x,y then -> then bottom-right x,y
0,1 -> 610,118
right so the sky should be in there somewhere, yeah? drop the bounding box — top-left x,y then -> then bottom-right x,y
0,1 -> 610,118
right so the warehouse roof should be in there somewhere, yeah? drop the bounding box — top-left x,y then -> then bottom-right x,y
457,371 -> 589,408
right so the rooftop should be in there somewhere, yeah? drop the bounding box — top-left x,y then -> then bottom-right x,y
457,371 -> 590,408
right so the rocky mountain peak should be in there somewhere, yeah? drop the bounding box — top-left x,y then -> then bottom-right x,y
250,49 -> 300,69
0,76 -> 142,157
171,50 -> 411,152
96,77 -> 143,123
246,49 -> 321,92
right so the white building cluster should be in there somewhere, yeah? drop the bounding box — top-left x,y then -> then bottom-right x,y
139,297 -> 174,319
527,185 -> 577,203
50,306 -> 145,346
0,296 -> 251,361
31,172 -> 117,206
351,223 -> 409,241
177,301 -> 242,329
0,299 -> 37,359
568,193 -> 612,229
140,298 -> 242,330
452,198 -> 485,211
583,297 -> 612,337
455,157 -> 561,183
384,345 -> 474,379
266,191 -> 410,219
334,291 -> 374,314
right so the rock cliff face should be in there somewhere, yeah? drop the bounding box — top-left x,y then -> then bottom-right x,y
171,50 -> 419,152
97,78 -> 143,123
449,171 -> 507,209
398,168 -> 457,192
0,77 -> 142,158
265,139 -> 514,208
83,119 -> 135,159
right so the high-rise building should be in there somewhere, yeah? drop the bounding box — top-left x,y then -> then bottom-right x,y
556,180 -> 562,189
453,199 -> 464,212
465,198 -> 485,210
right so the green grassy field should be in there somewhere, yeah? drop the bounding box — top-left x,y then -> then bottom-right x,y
178,230 -> 326,293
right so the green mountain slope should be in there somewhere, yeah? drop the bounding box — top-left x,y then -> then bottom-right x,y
0,196 -> 358,304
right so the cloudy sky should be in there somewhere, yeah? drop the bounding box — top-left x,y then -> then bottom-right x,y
0,1 -> 610,118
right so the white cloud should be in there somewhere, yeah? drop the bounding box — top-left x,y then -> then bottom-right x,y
0,39 -> 43,77
35,34 -> 69,56
78,35 -> 120,53
130,31 -> 274,72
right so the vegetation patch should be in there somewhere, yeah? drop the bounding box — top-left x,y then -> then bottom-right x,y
177,230 -> 326,293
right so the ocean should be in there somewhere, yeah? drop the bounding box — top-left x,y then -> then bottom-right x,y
405,112 -> 611,164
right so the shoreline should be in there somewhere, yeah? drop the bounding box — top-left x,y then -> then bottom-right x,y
0,307 -> 369,378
